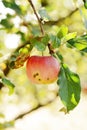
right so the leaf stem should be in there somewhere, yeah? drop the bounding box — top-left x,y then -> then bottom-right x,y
28,0 -> 44,35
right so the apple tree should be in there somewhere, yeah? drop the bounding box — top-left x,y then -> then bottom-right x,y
0,0 -> 87,128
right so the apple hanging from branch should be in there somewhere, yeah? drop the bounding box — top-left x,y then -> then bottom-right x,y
26,56 -> 60,84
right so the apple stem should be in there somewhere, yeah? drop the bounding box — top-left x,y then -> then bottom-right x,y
42,51 -> 44,56
28,0 -> 44,35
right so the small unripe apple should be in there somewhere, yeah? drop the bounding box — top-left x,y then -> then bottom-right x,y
26,56 -> 60,84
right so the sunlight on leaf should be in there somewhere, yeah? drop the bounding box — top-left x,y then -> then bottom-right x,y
71,74 -> 79,83
50,34 -> 61,49
57,25 -> 68,39
71,93 -> 77,105
58,63 -> 81,112
67,34 -> 87,52
64,32 -> 77,41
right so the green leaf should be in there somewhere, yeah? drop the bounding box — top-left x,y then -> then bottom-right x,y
67,34 -> 87,52
83,0 -> 87,9
50,34 -> 61,49
84,3 -> 87,9
41,34 -> 49,45
58,64 -> 81,112
30,34 -> 49,52
31,27 -> 41,36
2,0 -> 22,15
55,52 -> 63,62
2,78 -> 15,95
0,16 -> 13,29
35,41 -> 46,51
38,8 -> 51,21
80,47 -> 87,52
64,32 -> 77,41
16,31 -> 26,42
30,37 -> 47,52
57,25 -> 68,39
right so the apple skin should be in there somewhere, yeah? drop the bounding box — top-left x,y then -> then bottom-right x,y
26,56 -> 60,84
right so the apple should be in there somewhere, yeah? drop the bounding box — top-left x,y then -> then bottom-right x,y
26,56 -> 60,84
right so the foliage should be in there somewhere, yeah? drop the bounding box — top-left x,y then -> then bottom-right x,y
0,0 -> 87,127
1,77 -> 15,95
83,0 -> 87,9
67,34 -> 87,52
58,63 -> 81,112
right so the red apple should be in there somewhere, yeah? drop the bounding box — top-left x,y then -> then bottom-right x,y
26,56 -> 60,84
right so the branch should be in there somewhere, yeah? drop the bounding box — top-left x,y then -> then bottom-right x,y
0,41 -> 30,89
45,8 -> 79,26
28,0 -> 44,35
13,94 -> 58,121
0,8 -> 80,89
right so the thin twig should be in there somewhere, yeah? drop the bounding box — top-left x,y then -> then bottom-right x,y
28,0 -> 44,35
